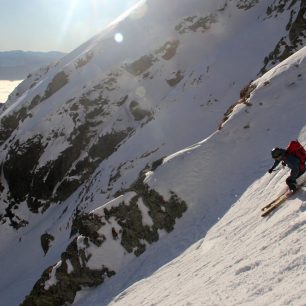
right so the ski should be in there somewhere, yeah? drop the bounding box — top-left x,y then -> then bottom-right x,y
261,191 -> 292,217
261,191 -> 288,212
261,180 -> 306,217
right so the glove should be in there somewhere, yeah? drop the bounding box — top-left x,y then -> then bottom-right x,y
268,168 -> 273,174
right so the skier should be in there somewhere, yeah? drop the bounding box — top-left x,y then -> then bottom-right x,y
268,145 -> 305,191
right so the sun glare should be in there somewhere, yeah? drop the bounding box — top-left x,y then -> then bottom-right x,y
56,0 -> 80,49
55,0 -> 144,50
114,32 -> 124,43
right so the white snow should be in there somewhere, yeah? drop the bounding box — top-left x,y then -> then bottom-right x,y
74,46 -> 306,306
66,259 -> 74,274
137,198 -> 154,227
0,0 -> 306,305
109,180 -> 306,306
44,260 -> 61,290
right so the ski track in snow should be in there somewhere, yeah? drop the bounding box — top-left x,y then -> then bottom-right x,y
107,180 -> 306,306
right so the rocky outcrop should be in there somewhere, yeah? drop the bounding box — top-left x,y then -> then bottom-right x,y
166,70 -> 185,87
0,106 -> 28,145
3,136 -> 45,204
236,0 -> 259,10
21,238 -> 115,306
259,0 -> 306,74
22,175 -> 187,306
175,14 -> 218,34
125,39 -> 179,78
129,100 -> 153,122
218,81 -> 257,130
43,71 -> 69,100
41,233 -> 55,255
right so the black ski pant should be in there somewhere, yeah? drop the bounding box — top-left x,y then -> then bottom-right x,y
286,169 -> 305,190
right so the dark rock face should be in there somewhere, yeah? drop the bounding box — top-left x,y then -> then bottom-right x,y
3,136 -> 45,203
259,0 -> 306,74
43,71 -> 69,100
0,79 -> 134,217
175,14 -> 218,34
21,238 -> 115,306
218,81 -> 257,130
0,106 -> 29,146
70,212 -> 106,246
41,233 -> 55,255
22,175 -> 187,305
104,190 -> 187,257
129,101 -> 153,122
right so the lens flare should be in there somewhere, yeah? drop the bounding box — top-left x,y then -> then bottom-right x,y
114,32 -> 124,43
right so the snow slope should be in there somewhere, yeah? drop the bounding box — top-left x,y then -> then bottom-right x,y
0,0 -> 306,305
107,174 -> 306,306
74,46 -> 306,306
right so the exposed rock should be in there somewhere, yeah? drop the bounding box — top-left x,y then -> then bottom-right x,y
3,135 -> 45,204
259,0 -> 306,74
129,100 -> 153,121
125,54 -> 157,76
41,233 -> 55,255
75,52 -> 94,69
218,81 -> 257,130
236,0 -> 259,10
156,40 -> 180,60
21,238 -> 115,306
70,212 -> 106,246
166,70 -> 185,87
43,71 -> 69,100
0,107 -> 28,146
22,174 -> 187,305
175,14 -> 217,34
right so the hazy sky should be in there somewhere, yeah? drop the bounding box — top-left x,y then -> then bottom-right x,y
0,0 -> 140,53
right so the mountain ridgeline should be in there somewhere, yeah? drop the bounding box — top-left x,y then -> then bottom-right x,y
0,51 -> 66,80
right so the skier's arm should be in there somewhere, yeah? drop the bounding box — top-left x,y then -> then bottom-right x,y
269,160 -> 281,173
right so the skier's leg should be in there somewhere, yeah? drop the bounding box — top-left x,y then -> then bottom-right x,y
286,175 -> 297,191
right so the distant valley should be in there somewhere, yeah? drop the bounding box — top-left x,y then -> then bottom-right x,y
0,80 -> 22,103
0,50 -> 66,80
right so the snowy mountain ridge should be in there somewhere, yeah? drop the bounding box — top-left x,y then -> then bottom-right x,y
0,0 -> 305,305
76,45 -> 306,306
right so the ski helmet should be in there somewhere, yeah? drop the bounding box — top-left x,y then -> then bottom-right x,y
271,147 -> 282,158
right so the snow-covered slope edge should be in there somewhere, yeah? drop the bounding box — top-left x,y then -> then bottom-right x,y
75,47 -> 306,305
107,174 -> 306,306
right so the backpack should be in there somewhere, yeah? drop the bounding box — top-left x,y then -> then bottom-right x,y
285,140 -> 306,171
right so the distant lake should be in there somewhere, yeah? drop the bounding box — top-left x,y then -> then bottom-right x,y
0,80 -> 23,103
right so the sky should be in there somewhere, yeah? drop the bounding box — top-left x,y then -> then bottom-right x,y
0,0 -> 140,53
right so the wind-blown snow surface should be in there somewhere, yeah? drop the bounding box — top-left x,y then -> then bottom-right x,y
74,47 -> 306,306
0,0 -> 306,305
